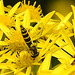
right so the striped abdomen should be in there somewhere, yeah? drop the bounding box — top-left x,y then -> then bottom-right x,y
20,25 -> 39,58
20,25 -> 32,48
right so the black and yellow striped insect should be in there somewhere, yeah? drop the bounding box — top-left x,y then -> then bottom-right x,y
20,25 -> 39,58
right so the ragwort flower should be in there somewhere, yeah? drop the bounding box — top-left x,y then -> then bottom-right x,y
4,0 -> 43,21
0,0 -> 20,40
0,0 -> 20,28
1,0 -> 75,75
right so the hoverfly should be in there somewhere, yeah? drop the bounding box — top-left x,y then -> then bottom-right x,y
20,25 -> 39,58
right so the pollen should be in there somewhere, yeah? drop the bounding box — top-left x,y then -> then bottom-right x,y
16,51 -> 33,68
0,15 -> 14,28
16,0 -> 43,20
5,30 -> 28,52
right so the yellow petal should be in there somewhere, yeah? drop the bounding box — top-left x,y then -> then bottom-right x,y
0,30 -> 3,40
38,52 -> 51,72
41,11 -> 55,26
0,55 -> 7,62
16,11 -> 25,18
0,71 -> 13,75
0,0 -> 4,15
71,5 -> 75,19
28,1 -> 30,5
0,49 -> 9,55
23,9 -> 31,28
57,12 -> 72,29
55,12 -> 72,28
33,1 -> 36,6
72,19 -> 75,36
8,2 -> 21,17
0,63 -> 9,69
0,50 -> 13,62
24,0 -> 26,5
55,12 -> 64,19
0,22 -> 12,38
26,66 -> 31,75
14,67 -> 25,74
0,41 -> 8,45
61,30 -> 75,51
30,22 -> 44,40
51,36 -> 75,56
16,17 -> 21,32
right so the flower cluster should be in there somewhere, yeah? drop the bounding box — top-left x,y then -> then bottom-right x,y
0,0 -> 75,75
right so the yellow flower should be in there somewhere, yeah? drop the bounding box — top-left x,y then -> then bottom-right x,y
5,0 -> 43,21
0,0 -> 20,28
1,0 -> 75,75
0,0 -> 20,40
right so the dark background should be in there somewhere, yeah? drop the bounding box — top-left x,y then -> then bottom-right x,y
3,0 -> 75,16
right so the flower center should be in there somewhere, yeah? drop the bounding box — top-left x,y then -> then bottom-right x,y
16,1 -> 43,20
5,30 -> 29,52
16,51 -> 33,68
